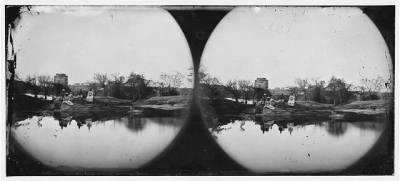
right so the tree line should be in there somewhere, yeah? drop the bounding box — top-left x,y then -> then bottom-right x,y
14,74 -> 70,100
197,67 -> 388,106
87,72 -> 185,101
14,71 -> 186,102
15,69 -> 387,106
288,76 -> 387,105
196,67 -> 271,105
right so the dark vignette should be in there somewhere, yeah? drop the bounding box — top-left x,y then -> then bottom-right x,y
5,5 -> 395,176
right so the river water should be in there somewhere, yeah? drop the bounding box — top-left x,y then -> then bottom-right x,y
209,115 -> 385,173
11,115 -> 184,171
10,112 -> 386,173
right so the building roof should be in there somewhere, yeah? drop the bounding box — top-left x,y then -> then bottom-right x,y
55,73 -> 68,77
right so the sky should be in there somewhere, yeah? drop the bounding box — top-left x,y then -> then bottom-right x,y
201,7 -> 392,89
13,6 -> 193,88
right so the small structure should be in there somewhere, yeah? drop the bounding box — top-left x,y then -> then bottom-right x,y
255,78 -> 268,90
288,95 -> 295,107
270,88 -> 291,97
86,89 -> 94,103
69,83 -> 91,94
54,73 -> 68,86
62,93 -> 74,105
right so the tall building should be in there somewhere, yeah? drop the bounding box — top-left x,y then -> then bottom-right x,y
54,73 -> 68,86
255,77 -> 268,90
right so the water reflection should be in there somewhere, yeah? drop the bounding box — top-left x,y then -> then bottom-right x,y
11,114 -> 184,171
210,116 -> 384,173
325,121 -> 348,137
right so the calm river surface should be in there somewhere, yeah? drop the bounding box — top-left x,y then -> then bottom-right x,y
210,116 -> 385,173
11,115 -> 184,171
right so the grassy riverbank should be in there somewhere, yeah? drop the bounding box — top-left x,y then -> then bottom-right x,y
11,95 -> 191,121
334,100 -> 389,115
203,98 -> 391,127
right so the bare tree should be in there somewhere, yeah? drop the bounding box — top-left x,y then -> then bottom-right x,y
225,80 -> 241,103
188,66 -> 207,83
37,75 -> 52,100
108,73 -> 125,98
26,74 -> 37,85
189,66 -> 222,102
326,77 -> 351,105
360,76 -> 385,94
93,73 -> 109,96
25,74 -> 39,98
160,72 -> 184,88
201,73 -> 222,102
110,73 -> 124,83
238,80 -> 253,104
288,86 -> 299,95
37,75 -> 47,87
159,72 -> 184,96
295,78 -> 311,101
126,72 -> 151,101
309,79 -> 326,103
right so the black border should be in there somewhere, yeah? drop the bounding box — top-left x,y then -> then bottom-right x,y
5,5 -> 395,176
